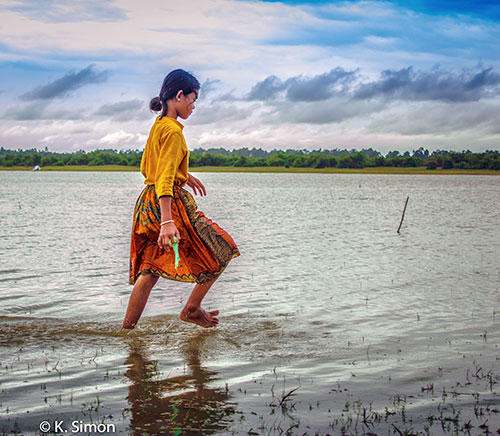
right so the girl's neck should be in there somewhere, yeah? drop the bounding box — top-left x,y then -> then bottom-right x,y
165,106 -> 178,120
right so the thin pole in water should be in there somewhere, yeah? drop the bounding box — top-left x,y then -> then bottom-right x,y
397,196 -> 409,234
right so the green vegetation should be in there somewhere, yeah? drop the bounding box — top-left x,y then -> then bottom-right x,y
187,166 -> 499,175
0,147 -> 142,168
2,165 -> 498,175
1,146 -> 499,171
0,164 -> 139,172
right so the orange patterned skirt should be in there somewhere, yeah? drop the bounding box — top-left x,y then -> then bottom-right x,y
129,185 -> 240,284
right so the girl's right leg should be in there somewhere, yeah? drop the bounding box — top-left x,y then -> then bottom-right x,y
122,272 -> 159,329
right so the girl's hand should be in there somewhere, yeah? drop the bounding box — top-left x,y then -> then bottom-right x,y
187,173 -> 206,196
157,223 -> 181,251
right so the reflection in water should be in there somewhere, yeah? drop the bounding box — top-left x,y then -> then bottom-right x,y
124,331 -> 235,435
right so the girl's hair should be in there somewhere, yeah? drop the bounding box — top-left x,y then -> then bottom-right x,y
150,69 -> 200,118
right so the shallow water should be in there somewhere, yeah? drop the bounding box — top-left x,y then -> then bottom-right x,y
0,171 -> 499,435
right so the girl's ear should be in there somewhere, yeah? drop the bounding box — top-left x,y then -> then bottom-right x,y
176,90 -> 184,102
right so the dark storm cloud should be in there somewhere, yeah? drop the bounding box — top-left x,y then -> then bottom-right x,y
354,66 -> 500,102
285,67 -> 358,102
21,65 -> 108,101
245,66 -> 500,106
247,75 -> 287,101
247,68 -> 358,102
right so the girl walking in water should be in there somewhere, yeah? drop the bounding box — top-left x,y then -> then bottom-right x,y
122,69 -> 239,330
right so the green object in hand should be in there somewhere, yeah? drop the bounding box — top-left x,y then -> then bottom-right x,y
173,237 -> 180,268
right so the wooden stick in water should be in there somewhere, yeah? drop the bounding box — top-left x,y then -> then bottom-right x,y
397,196 -> 409,234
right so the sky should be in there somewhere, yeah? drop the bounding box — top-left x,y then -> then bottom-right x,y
0,0 -> 499,154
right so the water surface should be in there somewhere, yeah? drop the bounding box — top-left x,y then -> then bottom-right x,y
0,171 -> 499,435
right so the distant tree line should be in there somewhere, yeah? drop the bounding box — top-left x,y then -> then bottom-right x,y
1,146 -> 499,170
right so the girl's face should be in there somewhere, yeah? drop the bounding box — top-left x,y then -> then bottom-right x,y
177,90 -> 198,120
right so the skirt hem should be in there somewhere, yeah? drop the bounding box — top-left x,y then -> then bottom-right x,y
129,249 -> 240,285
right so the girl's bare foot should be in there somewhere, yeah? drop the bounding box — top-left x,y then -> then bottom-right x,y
121,319 -> 136,330
180,305 -> 219,328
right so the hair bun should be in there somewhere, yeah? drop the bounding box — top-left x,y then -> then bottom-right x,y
149,96 -> 162,112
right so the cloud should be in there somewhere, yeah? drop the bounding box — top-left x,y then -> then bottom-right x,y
8,0 -> 127,23
366,101 -> 500,136
199,79 -> 221,98
244,65 -> 500,108
3,101 -> 49,120
0,118 -> 150,152
1,0 -> 498,85
189,102 -> 261,125
285,67 -> 358,101
354,66 -> 500,102
247,68 -> 359,101
192,63 -> 500,128
100,129 -> 138,146
227,64 -> 500,131
94,100 -> 145,117
264,96 -> 387,125
2,101 -> 83,120
247,76 -> 287,101
21,65 -> 108,101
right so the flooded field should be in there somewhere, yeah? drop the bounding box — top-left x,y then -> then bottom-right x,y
0,171 -> 499,435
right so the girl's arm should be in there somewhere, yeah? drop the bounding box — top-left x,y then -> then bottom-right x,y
187,173 -> 206,196
157,196 -> 181,250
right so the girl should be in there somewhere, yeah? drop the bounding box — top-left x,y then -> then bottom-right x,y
122,69 -> 240,330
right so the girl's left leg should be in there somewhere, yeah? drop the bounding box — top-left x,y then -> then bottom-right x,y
122,272 -> 159,329
180,276 -> 220,328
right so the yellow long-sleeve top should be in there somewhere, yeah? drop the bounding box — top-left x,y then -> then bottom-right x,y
141,116 -> 189,197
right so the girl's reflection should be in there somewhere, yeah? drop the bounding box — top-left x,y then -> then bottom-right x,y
124,331 -> 235,435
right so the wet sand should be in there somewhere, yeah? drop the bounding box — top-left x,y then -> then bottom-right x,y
1,314 -> 499,435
